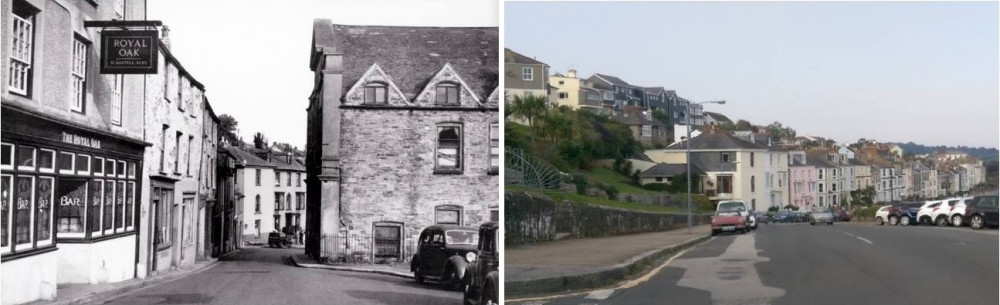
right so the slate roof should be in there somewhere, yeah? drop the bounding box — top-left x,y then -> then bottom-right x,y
806,151 -> 838,168
640,163 -> 705,177
269,153 -> 306,172
643,86 -> 666,95
504,48 -> 546,65
704,111 -> 733,124
613,113 -> 667,127
593,73 -> 630,87
663,129 -> 768,151
313,21 -> 499,101
222,147 -> 273,168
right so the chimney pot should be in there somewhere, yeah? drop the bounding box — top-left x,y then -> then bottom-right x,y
567,69 -> 577,78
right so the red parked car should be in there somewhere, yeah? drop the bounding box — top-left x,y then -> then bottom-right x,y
711,209 -> 748,236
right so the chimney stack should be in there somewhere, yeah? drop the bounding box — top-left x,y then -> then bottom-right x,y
567,69 -> 577,78
161,25 -> 171,50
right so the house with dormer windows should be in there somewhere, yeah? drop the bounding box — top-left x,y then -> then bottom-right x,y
305,21 -> 499,262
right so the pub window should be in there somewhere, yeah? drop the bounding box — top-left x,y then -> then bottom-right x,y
489,123 -> 499,174
103,180 -> 114,234
75,154 -> 90,175
89,179 -> 103,237
1,175 -> 12,252
1,143 -> 13,170
17,146 -> 35,171
35,176 -> 53,247
38,149 -> 54,173
14,176 -> 35,247
364,82 -> 387,104
57,179 -> 88,238
115,181 -> 125,231
125,182 -> 135,230
435,124 -> 462,173
435,205 -> 462,225
127,162 -> 136,179
71,36 -> 88,113
8,2 -> 36,97
58,152 -> 75,174
94,156 -> 104,176
435,83 -> 459,105
106,158 -> 116,177
111,75 -> 123,125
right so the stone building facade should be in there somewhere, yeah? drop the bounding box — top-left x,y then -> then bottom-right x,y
305,21 -> 499,261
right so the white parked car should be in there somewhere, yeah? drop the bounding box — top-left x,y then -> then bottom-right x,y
917,200 -> 942,225
948,197 -> 975,226
931,197 -> 966,226
716,200 -> 757,230
875,205 -> 892,225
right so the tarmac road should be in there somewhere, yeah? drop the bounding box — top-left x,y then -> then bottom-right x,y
508,223 -> 998,305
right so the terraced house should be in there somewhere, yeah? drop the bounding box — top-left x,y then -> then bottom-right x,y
504,48 -> 548,101
305,21 -> 499,262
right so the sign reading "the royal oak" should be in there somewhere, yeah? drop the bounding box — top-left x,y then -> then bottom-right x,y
100,30 -> 159,74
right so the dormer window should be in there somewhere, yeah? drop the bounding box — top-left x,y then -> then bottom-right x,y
436,83 -> 459,105
364,82 -> 387,104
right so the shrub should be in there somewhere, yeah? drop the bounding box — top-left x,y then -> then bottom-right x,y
768,206 -> 779,212
572,174 -> 589,195
599,183 -> 619,199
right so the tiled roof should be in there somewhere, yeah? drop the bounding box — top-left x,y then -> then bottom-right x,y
593,73 -> 630,86
704,111 -> 733,124
504,48 -> 546,65
315,22 -> 498,101
663,129 -> 769,151
269,153 -> 306,172
640,163 -> 705,177
613,113 -> 667,127
222,147 -> 273,168
642,86 -> 666,95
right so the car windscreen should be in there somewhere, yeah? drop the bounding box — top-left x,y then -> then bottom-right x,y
718,202 -> 746,211
812,207 -> 830,213
445,230 -> 479,246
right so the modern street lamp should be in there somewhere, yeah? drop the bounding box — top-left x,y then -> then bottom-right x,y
686,100 -> 726,234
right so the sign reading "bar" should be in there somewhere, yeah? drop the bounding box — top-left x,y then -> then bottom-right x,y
100,30 -> 159,74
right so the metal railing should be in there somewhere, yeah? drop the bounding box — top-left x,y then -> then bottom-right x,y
504,146 -> 564,189
319,233 -> 412,263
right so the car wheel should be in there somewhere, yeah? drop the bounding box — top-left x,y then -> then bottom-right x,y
900,216 -> 911,226
889,216 -> 899,226
740,228 -> 747,234
876,217 -> 884,226
414,267 -> 425,284
446,268 -> 462,291
971,215 -> 985,230
810,222 -> 815,226
828,222 -> 833,225
711,230 -> 718,236
481,283 -> 498,305
952,215 -> 964,227
935,216 -> 949,226
463,281 -> 477,305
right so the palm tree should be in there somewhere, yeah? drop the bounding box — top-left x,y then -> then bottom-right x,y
508,94 -> 548,144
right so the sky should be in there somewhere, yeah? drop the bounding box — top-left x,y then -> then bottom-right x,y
147,0 -> 498,149
505,1 -> 999,149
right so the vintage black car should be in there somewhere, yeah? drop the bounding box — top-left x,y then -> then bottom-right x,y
267,231 -> 291,248
463,222 -> 499,305
411,224 -> 479,290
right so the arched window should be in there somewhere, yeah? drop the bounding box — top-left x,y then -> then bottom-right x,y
365,82 -> 387,104
435,83 -> 459,105
255,195 -> 261,213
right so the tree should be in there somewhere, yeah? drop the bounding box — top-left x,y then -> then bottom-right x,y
508,94 -> 548,136
735,119 -> 753,131
253,132 -> 268,149
218,114 -> 240,145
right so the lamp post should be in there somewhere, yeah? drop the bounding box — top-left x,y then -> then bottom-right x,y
686,100 -> 726,234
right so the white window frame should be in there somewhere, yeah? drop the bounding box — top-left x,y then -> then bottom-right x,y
76,154 -> 91,176
111,74 -> 124,125
91,179 -> 104,238
38,148 -> 55,173
103,179 -> 115,235
94,156 -> 105,176
364,82 -> 387,104
106,158 -> 117,177
71,37 -> 88,113
2,174 -> 13,253
489,123 -> 499,171
115,180 -> 125,232
522,67 -> 533,81
8,11 -> 33,96
16,146 -> 36,172
1,143 -> 13,171
35,176 -> 54,247
127,162 -> 136,179
126,181 -> 135,231
13,176 -> 35,249
58,152 -> 75,175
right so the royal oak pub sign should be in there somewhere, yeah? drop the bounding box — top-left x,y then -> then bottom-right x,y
100,30 -> 159,74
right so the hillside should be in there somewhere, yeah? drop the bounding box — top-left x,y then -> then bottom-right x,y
892,142 -> 999,162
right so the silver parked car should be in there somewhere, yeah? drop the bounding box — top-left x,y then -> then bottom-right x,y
810,206 -> 835,225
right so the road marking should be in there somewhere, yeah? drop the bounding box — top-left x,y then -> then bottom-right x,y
856,236 -> 873,244
843,232 -> 855,237
672,234 -> 785,304
504,238 -> 708,303
584,289 -> 615,300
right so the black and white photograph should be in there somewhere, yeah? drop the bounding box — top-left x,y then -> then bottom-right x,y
0,0 -> 498,304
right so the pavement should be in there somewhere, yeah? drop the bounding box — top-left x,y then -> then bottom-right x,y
505,224 -> 713,298
26,251 -> 238,305
509,222 -> 999,305
288,253 -> 412,279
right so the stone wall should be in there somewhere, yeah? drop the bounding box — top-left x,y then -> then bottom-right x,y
505,191 -> 711,246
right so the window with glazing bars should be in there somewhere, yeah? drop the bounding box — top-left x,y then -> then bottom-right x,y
71,37 -> 88,113
111,75 -> 123,125
8,5 -> 34,96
